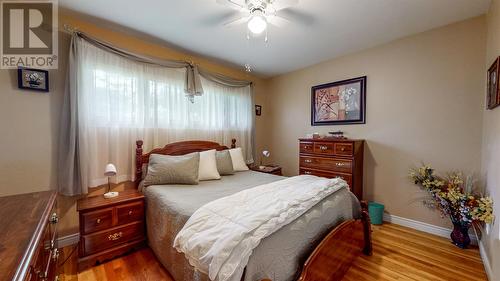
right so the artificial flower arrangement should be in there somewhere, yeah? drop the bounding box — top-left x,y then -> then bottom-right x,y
409,165 -> 494,248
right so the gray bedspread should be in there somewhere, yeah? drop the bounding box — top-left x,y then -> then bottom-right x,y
144,171 -> 360,281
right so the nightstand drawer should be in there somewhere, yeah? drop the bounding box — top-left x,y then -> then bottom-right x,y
82,208 -> 113,234
81,221 -> 144,256
117,201 -> 144,226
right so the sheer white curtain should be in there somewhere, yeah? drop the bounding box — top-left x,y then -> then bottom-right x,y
77,40 -> 253,187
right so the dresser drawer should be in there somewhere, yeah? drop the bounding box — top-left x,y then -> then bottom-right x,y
335,143 -> 354,156
82,208 -> 113,234
81,221 -> 144,256
300,156 -> 352,173
300,142 -> 314,154
117,201 -> 144,226
299,168 -> 352,187
313,142 -> 335,155
31,222 -> 59,281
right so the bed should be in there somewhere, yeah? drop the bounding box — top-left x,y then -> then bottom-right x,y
135,139 -> 372,281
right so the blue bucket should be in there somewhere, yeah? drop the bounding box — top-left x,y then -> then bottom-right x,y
368,202 -> 384,225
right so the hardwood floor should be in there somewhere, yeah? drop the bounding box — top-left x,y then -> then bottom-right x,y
59,223 -> 487,281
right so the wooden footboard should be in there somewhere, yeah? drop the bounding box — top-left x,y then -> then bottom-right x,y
297,200 -> 372,281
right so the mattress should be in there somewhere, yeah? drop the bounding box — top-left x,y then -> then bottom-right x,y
144,171 -> 360,281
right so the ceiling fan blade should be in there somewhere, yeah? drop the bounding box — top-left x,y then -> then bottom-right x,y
223,16 -> 250,27
278,8 -> 315,26
269,0 -> 299,11
216,0 -> 246,11
199,10 -> 241,25
267,15 -> 290,27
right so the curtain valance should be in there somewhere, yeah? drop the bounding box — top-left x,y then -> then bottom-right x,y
72,32 -> 253,101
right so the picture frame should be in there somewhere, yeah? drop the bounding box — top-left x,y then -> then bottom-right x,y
487,57 -> 500,110
255,104 -> 262,116
311,76 -> 366,126
18,68 -> 49,92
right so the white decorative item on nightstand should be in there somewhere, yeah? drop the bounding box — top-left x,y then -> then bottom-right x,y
104,163 -> 118,198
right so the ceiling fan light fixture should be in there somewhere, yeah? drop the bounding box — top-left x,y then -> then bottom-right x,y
247,10 -> 267,34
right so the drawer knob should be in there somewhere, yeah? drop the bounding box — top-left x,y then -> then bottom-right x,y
304,171 -> 311,175
52,248 -> 60,261
49,213 -> 59,224
304,159 -> 312,163
341,147 -> 346,151
96,218 -> 101,224
128,210 -> 133,215
108,232 -> 123,241
335,162 -> 346,167
320,146 -> 328,150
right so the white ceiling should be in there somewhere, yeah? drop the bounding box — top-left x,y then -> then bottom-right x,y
59,0 -> 491,77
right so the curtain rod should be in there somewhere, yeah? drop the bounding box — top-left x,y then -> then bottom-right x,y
62,23 -> 78,34
62,23 -> 198,67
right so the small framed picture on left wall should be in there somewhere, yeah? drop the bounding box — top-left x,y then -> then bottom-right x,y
18,68 -> 49,92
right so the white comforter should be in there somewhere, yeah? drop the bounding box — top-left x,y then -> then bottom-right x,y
173,175 -> 348,281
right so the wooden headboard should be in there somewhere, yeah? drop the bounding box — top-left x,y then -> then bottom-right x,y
135,139 -> 236,187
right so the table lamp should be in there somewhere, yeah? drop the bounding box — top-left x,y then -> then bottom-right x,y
104,163 -> 118,199
260,150 -> 270,169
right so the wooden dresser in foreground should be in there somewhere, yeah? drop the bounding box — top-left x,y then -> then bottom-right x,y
77,190 -> 145,270
299,138 -> 364,199
0,190 -> 59,281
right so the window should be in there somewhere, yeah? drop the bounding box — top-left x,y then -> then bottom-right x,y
76,39 -> 253,187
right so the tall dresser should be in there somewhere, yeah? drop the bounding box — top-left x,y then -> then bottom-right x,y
299,138 -> 364,199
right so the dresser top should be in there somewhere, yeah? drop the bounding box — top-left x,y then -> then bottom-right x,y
299,137 -> 364,142
0,190 -> 57,281
77,189 -> 144,212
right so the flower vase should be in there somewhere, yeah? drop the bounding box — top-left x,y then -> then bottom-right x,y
450,221 -> 471,249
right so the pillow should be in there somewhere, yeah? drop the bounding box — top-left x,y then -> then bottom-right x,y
143,153 -> 200,186
228,147 -> 249,171
199,149 -> 221,181
216,150 -> 235,175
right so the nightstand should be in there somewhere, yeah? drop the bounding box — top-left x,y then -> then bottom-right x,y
76,189 -> 145,271
250,164 -> 283,176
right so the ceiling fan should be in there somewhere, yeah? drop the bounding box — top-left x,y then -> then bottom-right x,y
216,0 -> 299,37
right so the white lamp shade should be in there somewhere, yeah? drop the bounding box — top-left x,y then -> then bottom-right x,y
104,163 -> 117,177
262,150 -> 270,157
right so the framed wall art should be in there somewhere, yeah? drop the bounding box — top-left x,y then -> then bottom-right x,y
311,76 -> 366,126
255,105 -> 262,116
487,57 -> 500,110
18,68 -> 49,92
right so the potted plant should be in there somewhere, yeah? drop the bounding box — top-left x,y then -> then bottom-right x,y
409,165 -> 494,248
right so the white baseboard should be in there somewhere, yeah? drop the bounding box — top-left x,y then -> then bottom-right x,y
479,240 -> 493,281
58,233 -> 79,248
382,214 -> 478,244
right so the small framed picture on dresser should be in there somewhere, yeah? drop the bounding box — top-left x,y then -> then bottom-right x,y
487,57 -> 500,110
311,76 -> 366,125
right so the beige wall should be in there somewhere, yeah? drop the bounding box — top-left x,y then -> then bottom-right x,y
264,16 -> 487,229
0,32 -> 69,197
481,0 -> 500,279
0,12 -> 269,236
